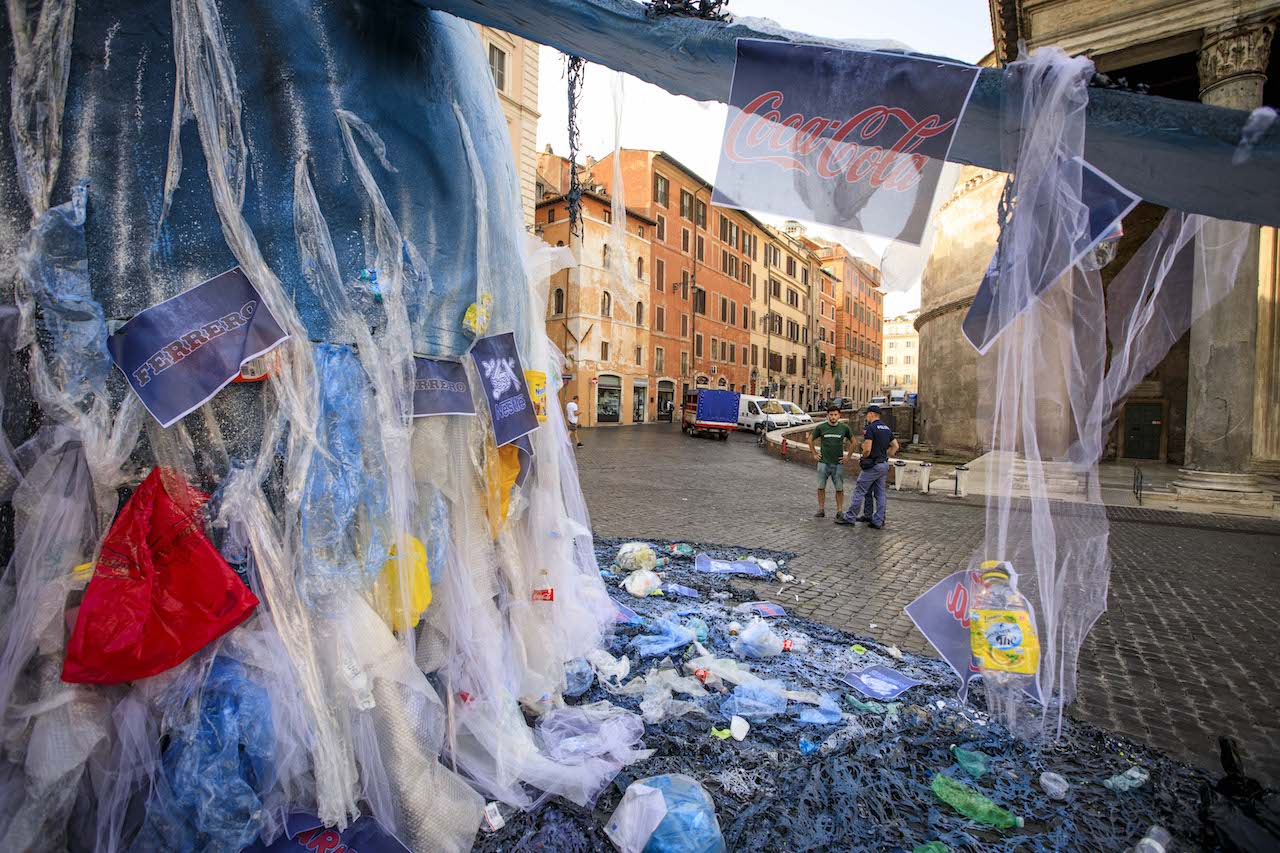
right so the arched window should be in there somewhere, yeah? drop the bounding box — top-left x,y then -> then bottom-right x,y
603,244 -> 611,268
637,257 -> 644,279
635,301 -> 644,325
601,291 -> 612,317
553,288 -> 565,315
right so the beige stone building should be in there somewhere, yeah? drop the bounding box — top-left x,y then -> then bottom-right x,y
477,27 -> 540,227
537,187 -> 657,427
883,312 -> 920,395
918,1 -> 1279,507
752,224 -> 815,407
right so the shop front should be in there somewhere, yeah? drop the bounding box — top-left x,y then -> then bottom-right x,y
596,374 -> 622,424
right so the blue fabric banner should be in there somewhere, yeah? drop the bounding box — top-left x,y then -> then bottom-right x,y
713,40 -> 979,244
240,812 -> 409,853
962,157 -> 1140,354
470,332 -> 539,447
107,267 -> 288,427
412,357 -> 475,417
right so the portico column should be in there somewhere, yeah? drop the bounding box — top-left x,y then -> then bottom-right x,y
1175,19 -> 1275,497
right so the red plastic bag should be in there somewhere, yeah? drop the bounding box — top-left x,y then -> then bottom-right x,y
62,468 -> 259,684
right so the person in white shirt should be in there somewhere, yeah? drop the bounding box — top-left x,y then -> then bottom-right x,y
566,395 -> 582,447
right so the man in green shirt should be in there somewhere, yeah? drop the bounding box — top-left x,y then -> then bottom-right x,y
808,405 -> 854,518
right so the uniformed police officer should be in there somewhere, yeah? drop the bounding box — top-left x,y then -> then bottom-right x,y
834,404 -> 899,529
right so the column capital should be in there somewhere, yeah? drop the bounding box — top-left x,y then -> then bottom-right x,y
1198,18 -> 1275,100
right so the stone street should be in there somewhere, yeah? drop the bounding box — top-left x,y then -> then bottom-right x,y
575,422 -> 1280,785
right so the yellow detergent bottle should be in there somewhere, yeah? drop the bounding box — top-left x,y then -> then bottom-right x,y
969,560 -> 1040,676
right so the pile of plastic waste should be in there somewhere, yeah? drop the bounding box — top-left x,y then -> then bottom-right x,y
473,538 -> 1267,853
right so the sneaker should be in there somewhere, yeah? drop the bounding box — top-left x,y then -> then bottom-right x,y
814,510 -> 825,518
576,443 -> 584,447
833,512 -> 856,525
867,522 -> 883,530
855,516 -> 871,523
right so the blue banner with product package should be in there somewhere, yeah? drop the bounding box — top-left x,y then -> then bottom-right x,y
470,332 -> 538,447
713,40 -> 980,244
412,357 -> 475,417
107,267 -> 289,428
841,664 -> 922,700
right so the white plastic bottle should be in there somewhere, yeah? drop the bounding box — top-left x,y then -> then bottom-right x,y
1127,826 -> 1171,853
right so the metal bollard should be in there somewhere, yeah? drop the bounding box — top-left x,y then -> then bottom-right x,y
918,461 -> 932,494
892,459 -> 908,491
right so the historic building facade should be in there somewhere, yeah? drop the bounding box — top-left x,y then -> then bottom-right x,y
883,312 -> 920,395
478,27 -> 541,227
918,1 -> 1279,504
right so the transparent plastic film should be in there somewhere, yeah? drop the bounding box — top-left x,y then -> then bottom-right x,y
606,72 -> 641,307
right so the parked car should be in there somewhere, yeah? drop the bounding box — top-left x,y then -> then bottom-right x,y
779,401 -> 812,426
738,394 -> 790,434
830,396 -> 855,411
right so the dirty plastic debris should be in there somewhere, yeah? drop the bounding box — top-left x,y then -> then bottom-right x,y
462,293 -> 494,336
731,619 -> 785,658
913,843 -> 950,853
624,569 -> 663,598
852,644 -> 867,655
798,695 -> 843,725
1103,766 -> 1150,793
1200,736 -> 1280,852
606,773 -> 726,853
1040,771 -> 1070,800
931,774 -> 1024,829
629,620 -> 696,658
799,738 -> 819,756
565,658 -> 595,697
1127,825 -> 1171,853
617,542 -> 660,572
950,744 -> 990,778
667,543 -> 695,557
710,726 -> 732,741
727,621 -> 742,636
721,680 -> 788,721
885,645 -> 903,660
729,716 -> 750,741
685,617 -> 710,643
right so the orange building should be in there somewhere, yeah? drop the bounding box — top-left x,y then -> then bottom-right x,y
813,238 -> 884,404
591,150 -> 760,399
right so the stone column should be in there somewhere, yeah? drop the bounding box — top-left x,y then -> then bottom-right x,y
1174,19 -> 1275,501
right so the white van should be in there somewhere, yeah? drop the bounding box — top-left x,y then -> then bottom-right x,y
889,390 -> 906,406
779,401 -> 812,426
738,395 -> 790,433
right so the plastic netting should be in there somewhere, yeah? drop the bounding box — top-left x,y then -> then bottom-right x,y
475,538 -> 1215,853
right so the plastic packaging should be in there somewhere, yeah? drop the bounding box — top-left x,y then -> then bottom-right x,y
1103,767 -> 1150,793
931,774 -> 1024,829
685,617 -> 709,643
606,774 -> 726,853
1040,771 -> 1070,800
1127,825 -> 1171,853
565,659 -> 595,697
731,619 -> 784,658
62,468 -> 259,684
729,716 -> 749,742
968,562 -> 1039,737
588,649 -> 632,686
616,542 -> 660,572
799,738 -> 819,756
913,843 -> 950,853
624,570 -> 663,598
1201,736 -> 1280,852
536,702 -> 654,766
629,620 -> 696,658
950,744 -> 990,778
721,681 -> 788,721
798,695 -> 843,725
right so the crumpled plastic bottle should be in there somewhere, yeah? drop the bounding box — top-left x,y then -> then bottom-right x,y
1040,771 -> 1070,800
1103,766 -> 1150,793
950,744 -> 990,778
931,774 -> 1024,829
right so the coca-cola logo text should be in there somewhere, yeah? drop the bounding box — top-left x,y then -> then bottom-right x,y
723,91 -> 956,193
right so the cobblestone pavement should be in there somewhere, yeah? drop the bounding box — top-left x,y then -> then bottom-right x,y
574,422 -> 1280,784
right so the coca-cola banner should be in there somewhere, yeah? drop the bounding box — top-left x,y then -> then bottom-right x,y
712,40 -> 980,245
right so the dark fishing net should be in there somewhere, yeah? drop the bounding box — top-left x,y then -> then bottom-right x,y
473,537 -> 1212,852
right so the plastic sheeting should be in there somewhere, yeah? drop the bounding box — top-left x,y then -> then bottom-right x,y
0,0 -> 624,848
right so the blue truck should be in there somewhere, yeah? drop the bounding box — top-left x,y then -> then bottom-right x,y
681,389 -> 741,440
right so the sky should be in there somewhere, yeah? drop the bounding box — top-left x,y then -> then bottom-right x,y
533,0 -> 995,314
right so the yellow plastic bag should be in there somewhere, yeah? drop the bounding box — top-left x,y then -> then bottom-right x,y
370,536 -> 432,632
484,442 -> 522,535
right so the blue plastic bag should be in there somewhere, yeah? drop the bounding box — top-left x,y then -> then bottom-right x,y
797,694 -> 843,724
134,656 -> 276,852
606,774 -> 726,853
720,680 -> 788,721
564,658 -> 594,697
628,619 -> 696,658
